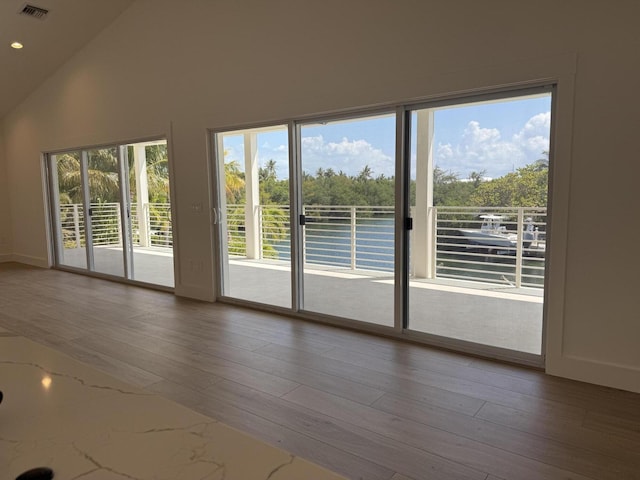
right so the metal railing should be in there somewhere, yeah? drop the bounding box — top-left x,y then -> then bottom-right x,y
227,204 -> 546,288
59,204 -> 86,248
60,201 -> 546,288
226,204 -> 396,272
59,202 -> 173,249
426,206 -> 546,288
130,203 -> 172,247
302,205 -> 394,271
88,203 -> 122,245
260,205 -> 291,260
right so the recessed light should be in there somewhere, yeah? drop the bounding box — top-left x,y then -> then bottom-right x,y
11,41 -> 24,49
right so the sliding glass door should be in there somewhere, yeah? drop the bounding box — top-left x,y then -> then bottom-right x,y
406,92 -> 552,355
214,125 -> 291,308
298,114 -> 396,326
125,141 -> 174,287
210,87 -> 553,361
50,151 -> 87,270
85,147 -> 126,277
48,140 -> 174,288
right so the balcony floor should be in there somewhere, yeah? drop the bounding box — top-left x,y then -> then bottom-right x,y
59,245 -> 175,287
226,258 -> 543,355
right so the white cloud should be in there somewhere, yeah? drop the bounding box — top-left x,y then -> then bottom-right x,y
463,121 -> 501,144
435,113 -> 550,178
512,112 -> 551,156
301,135 -> 394,177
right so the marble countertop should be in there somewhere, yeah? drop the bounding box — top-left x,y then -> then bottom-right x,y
0,327 -> 345,479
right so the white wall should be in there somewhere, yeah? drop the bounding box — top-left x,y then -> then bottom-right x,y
0,129 -> 12,259
2,0 -> 640,392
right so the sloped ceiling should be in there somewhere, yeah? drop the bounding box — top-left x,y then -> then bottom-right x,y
0,0 -> 134,120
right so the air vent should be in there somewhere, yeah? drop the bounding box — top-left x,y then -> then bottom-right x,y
18,4 -> 49,20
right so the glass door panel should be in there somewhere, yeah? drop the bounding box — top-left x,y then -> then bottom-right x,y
299,114 -> 396,326
50,151 -> 87,269
126,140 -> 174,287
86,147 -> 125,277
407,93 -> 552,354
215,125 -> 291,308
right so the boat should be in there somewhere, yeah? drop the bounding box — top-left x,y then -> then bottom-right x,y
458,214 -> 532,250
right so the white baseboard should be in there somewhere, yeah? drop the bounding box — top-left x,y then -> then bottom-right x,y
7,254 -> 50,268
0,253 -> 13,263
174,283 -> 215,302
547,355 -> 640,394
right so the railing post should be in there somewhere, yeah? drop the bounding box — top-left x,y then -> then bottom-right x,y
144,203 -> 151,246
302,205 -> 306,267
73,204 -> 81,248
116,204 -> 122,246
430,207 -> 437,279
515,207 -> 524,288
258,206 -> 263,260
350,206 -> 357,270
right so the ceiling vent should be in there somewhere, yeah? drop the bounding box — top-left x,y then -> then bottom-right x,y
18,3 -> 49,20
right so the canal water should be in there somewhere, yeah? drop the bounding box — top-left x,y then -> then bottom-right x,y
271,219 -> 545,288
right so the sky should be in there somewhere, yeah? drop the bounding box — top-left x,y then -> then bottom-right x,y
220,94 -> 552,181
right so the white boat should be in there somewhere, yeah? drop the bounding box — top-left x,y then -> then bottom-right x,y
458,215 -> 519,249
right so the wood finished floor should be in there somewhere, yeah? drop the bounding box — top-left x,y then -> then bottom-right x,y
1,263 -> 640,480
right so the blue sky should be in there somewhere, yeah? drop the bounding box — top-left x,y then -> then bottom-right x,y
221,94 -> 551,180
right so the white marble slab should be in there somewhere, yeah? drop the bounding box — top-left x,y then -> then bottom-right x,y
0,335 -> 346,479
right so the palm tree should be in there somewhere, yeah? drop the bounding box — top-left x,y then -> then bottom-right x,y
86,149 -> 119,202
225,160 -> 245,203
136,144 -> 170,203
55,150 -> 120,203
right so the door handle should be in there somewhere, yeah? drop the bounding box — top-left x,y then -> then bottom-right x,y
405,217 -> 413,230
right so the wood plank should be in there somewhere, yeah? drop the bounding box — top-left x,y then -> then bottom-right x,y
468,357 -> 640,420
371,392 -> 639,480
206,379 -> 487,480
391,474 -> 419,480
582,410 -> 640,443
71,334 -> 299,397
146,379 -> 395,480
124,311 -> 273,351
68,335 -> 222,392
316,345 -> 586,422
283,385 -> 604,480
476,402 -> 640,463
253,343 -> 508,417
55,340 -> 164,388
85,321 -> 385,405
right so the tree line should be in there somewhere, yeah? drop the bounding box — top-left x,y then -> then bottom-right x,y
226,157 -> 549,208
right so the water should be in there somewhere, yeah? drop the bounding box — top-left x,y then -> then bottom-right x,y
271,219 -> 545,287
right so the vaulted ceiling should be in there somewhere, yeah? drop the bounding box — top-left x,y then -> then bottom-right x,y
0,0 -> 134,119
